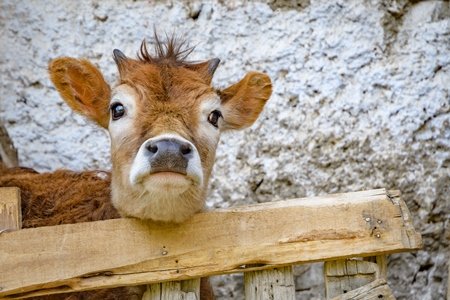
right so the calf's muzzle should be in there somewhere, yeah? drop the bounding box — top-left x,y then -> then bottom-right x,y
145,138 -> 192,175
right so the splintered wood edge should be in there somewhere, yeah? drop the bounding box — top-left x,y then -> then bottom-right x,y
387,190 -> 422,250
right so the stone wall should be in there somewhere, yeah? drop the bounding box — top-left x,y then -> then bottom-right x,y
1,1 -> 449,299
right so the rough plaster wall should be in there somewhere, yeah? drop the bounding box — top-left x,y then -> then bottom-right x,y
0,0 -> 449,299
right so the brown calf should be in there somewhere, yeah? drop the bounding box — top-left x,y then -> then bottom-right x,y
0,33 -> 272,299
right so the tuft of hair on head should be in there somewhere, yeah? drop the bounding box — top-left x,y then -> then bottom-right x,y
138,30 -> 196,67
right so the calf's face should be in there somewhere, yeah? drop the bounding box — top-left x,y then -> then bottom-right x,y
48,38 -> 272,223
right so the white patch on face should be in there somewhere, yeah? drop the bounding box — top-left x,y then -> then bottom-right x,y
129,133 -> 204,191
198,94 -> 222,146
108,85 -> 137,142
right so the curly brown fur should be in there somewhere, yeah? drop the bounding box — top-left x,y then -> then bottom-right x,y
0,164 -> 118,227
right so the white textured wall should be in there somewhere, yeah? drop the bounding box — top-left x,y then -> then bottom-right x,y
1,1 -> 449,299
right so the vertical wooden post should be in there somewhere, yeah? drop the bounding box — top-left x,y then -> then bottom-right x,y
0,122 -> 19,168
0,187 -> 21,231
180,279 -> 200,299
324,255 -> 388,299
244,266 -> 295,300
363,255 -> 388,279
142,278 -> 200,300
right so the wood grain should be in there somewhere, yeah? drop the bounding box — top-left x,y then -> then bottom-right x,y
0,187 -> 21,231
331,278 -> 396,300
244,266 -> 294,300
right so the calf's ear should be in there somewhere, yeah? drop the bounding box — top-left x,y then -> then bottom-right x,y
48,58 -> 111,128
219,72 -> 272,130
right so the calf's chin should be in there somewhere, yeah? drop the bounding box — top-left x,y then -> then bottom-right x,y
111,177 -> 205,223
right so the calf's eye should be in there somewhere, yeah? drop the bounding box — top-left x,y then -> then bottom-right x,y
110,103 -> 125,120
208,110 -> 222,128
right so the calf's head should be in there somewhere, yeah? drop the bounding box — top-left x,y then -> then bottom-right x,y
48,36 -> 272,223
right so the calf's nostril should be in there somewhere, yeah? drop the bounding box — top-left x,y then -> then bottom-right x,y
180,145 -> 191,156
145,138 -> 193,158
148,144 -> 158,154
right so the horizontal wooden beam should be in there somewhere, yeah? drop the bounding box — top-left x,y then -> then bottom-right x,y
0,189 -> 421,298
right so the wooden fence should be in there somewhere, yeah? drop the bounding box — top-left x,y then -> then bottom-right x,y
0,188 -> 422,299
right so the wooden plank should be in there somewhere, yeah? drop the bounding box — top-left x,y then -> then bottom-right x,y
244,266 -> 294,299
0,189 -> 421,298
331,278 -> 395,300
0,187 -> 21,231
